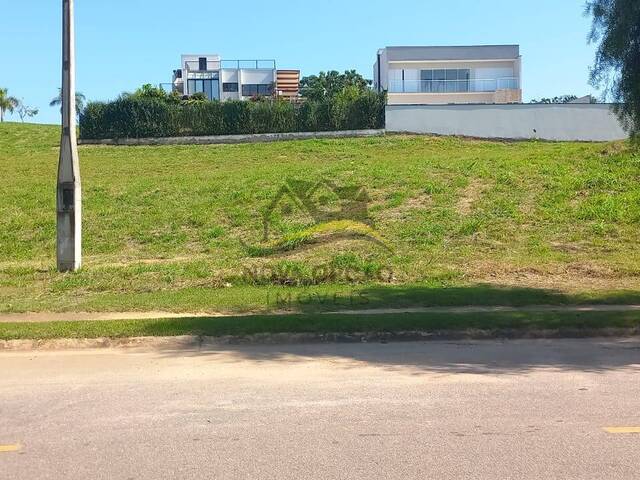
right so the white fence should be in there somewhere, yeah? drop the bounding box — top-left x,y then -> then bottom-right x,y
386,103 -> 627,141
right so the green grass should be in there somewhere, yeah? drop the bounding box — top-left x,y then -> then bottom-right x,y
2,310 -> 639,341
2,122 -> 640,314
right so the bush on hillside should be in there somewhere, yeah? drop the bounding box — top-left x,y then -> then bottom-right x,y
81,96 -> 181,138
220,101 -> 253,134
79,89 -> 386,139
181,101 -> 225,136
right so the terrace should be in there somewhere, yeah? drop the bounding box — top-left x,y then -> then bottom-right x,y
183,59 -> 276,72
389,77 -> 520,94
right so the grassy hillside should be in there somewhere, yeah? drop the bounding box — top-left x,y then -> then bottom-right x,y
1,122 -> 640,313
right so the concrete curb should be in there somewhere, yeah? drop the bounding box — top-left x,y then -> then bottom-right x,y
2,327 -> 639,351
78,129 -> 385,146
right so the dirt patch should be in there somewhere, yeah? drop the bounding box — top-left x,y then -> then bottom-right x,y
599,142 -> 629,157
375,193 -> 433,221
92,255 -> 212,268
468,260 -> 640,291
550,242 -> 580,253
457,180 -> 490,215
0,311 -> 218,324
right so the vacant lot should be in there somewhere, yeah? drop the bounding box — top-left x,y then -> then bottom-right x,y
1,122 -> 640,313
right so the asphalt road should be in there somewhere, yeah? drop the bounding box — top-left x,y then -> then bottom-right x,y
1,338 -> 640,479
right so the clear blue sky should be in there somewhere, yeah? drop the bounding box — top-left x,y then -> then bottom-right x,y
2,0 -> 599,124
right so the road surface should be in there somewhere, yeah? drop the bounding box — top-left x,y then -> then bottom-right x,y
1,338 -> 640,479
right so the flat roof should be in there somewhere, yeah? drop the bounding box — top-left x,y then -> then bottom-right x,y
381,45 -> 520,61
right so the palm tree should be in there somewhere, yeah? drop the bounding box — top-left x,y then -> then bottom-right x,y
0,88 -> 19,122
50,88 -> 86,116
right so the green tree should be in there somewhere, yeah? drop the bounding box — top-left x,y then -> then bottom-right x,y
121,84 -> 183,105
131,83 -> 169,100
50,88 -> 86,116
586,0 -> 640,138
0,88 -> 19,122
300,70 -> 371,101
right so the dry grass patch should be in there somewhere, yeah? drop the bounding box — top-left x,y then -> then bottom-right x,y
457,179 -> 490,215
467,259 -> 640,292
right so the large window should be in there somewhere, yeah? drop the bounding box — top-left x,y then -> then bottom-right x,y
420,69 -> 470,93
241,84 -> 273,97
187,79 -> 220,100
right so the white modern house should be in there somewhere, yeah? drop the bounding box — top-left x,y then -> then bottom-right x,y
374,45 -> 522,105
166,54 -> 299,101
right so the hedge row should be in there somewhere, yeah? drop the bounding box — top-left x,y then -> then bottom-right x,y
79,92 -> 386,139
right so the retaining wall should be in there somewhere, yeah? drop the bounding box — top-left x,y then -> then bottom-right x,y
385,103 -> 627,141
79,129 -> 385,146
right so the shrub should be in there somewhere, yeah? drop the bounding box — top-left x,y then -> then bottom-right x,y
119,97 -> 179,138
79,88 -> 386,139
181,102 -> 224,136
251,99 -> 296,133
184,92 -> 208,104
330,85 -> 362,130
295,100 -> 332,132
346,90 -> 386,130
222,100 -> 253,134
79,102 -> 107,139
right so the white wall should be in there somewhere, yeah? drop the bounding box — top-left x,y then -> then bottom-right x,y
181,54 -> 220,70
386,104 -> 628,142
375,49 -> 389,91
220,69 -> 239,101
473,67 -> 514,80
240,69 -> 274,84
221,70 -> 239,82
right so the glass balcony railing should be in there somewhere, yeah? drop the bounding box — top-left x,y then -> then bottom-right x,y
389,78 -> 519,94
221,59 -> 276,69
184,59 -> 276,71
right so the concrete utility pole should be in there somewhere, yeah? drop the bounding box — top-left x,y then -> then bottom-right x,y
57,0 -> 82,272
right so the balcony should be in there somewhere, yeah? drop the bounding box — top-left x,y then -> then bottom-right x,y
389,77 -> 520,94
184,59 -> 276,71
221,59 -> 276,69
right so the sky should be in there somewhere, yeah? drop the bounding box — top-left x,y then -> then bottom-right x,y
1,0 -> 600,124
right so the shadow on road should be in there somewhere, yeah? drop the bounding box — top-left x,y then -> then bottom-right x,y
96,283 -> 640,375
150,337 -> 640,376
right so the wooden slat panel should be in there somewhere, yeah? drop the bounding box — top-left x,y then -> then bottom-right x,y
276,70 -> 301,99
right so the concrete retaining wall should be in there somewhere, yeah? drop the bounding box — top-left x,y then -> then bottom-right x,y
386,103 -> 627,141
79,129 -> 385,146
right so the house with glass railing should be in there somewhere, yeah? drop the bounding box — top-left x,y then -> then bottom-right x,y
374,45 -> 522,105
162,54 -> 300,101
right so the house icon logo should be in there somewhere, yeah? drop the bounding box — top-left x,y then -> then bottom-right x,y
244,178 -> 391,256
